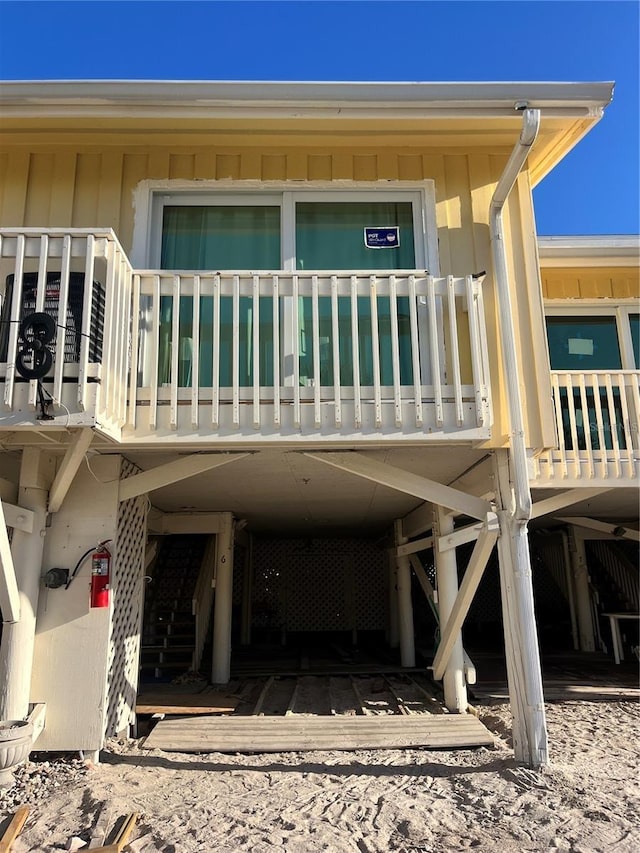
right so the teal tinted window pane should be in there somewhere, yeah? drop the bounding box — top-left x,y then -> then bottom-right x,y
157,294 -> 275,388
630,314 -> 640,368
295,202 -> 415,270
558,388 -> 626,452
546,317 -> 622,370
161,206 -> 280,270
297,296 -> 413,387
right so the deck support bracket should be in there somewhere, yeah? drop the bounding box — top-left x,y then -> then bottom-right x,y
432,511 -> 499,683
0,499 -> 21,623
48,428 -> 94,513
531,487 -> 612,520
557,516 -> 640,542
118,453 -> 249,502
304,452 -> 491,520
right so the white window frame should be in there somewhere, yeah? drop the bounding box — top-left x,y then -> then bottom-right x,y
544,300 -> 639,370
132,179 -> 439,274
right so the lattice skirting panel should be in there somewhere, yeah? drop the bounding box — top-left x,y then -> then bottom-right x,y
105,459 -> 148,737
252,538 -> 386,633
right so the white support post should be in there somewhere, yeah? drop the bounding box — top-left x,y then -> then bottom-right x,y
0,449 -> 52,721
433,506 -> 468,713
211,513 -> 235,684
567,526 -> 596,652
394,520 -> 415,668
494,450 -> 548,767
387,549 -> 399,648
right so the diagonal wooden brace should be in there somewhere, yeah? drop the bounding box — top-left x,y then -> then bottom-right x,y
432,512 -> 499,681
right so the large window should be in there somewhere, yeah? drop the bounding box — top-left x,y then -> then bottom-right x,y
150,189 -> 430,271
545,306 -> 638,451
140,185 -> 436,388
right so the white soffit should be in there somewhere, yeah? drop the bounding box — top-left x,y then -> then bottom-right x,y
538,235 -> 640,268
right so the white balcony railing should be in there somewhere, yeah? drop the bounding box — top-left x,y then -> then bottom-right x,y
0,229 -> 132,436
532,370 -> 640,484
0,229 -> 493,442
128,270 -> 492,439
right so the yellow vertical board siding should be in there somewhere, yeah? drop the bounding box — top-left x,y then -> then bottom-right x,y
1,141 -> 556,448
168,154 -> 195,180
542,268 -> 640,299
353,155 -> 377,181
48,153 -> 77,227
398,155 -> 423,181
120,153 -> 149,256
71,153 -> 100,227
193,150 -> 216,179
24,153 -> 55,225
97,153 -> 124,230
468,154 -> 504,426
307,155 -> 332,181
508,171 -> 555,450
217,154 -> 241,180
286,153 -> 307,181
0,151 -> 30,226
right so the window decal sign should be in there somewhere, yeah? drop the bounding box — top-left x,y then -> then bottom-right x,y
364,227 -> 400,249
568,338 -> 594,356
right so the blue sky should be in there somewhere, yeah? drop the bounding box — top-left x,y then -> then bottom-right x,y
0,0 -> 638,236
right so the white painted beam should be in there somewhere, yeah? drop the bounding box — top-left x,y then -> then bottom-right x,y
432,513 -> 499,680
119,453 -> 248,502
394,519 -> 415,668
408,554 -> 436,600
557,517 -> 640,542
531,488 -> 612,520
396,535 -> 434,558
408,553 -> 477,687
47,428 -> 94,513
0,499 -> 21,623
212,513 -> 235,683
305,452 -> 491,520
437,520 -> 483,553
157,513 -> 230,535
0,502 -> 34,533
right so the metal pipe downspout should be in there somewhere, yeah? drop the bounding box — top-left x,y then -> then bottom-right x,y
490,107 -> 541,522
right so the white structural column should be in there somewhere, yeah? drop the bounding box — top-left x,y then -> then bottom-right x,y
211,512 -> 235,683
567,527 -> 596,652
494,450 -> 548,767
0,449 -> 53,721
433,506 -> 467,713
394,520 -> 415,667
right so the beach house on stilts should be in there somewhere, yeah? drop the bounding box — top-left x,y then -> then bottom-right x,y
0,80 -> 636,769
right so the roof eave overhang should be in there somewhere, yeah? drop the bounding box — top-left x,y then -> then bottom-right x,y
0,80 -> 614,181
538,236 -> 640,269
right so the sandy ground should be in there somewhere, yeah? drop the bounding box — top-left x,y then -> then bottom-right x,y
1,695 -> 638,853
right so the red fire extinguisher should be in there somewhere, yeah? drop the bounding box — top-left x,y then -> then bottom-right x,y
90,542 -> 111,608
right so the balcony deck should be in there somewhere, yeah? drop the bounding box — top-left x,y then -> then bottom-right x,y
531,370 -> 640,487
0,228 -> 492,446
1,228 -> 638,485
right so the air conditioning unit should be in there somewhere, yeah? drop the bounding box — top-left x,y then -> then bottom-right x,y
0,272 -> 105,365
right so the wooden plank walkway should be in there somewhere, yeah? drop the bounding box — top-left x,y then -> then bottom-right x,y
141,714 -> 494,753
136,691 -> 238,715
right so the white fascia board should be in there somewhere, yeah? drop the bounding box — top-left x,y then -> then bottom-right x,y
0,80 -> 614,119
538,235 -> 640,268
